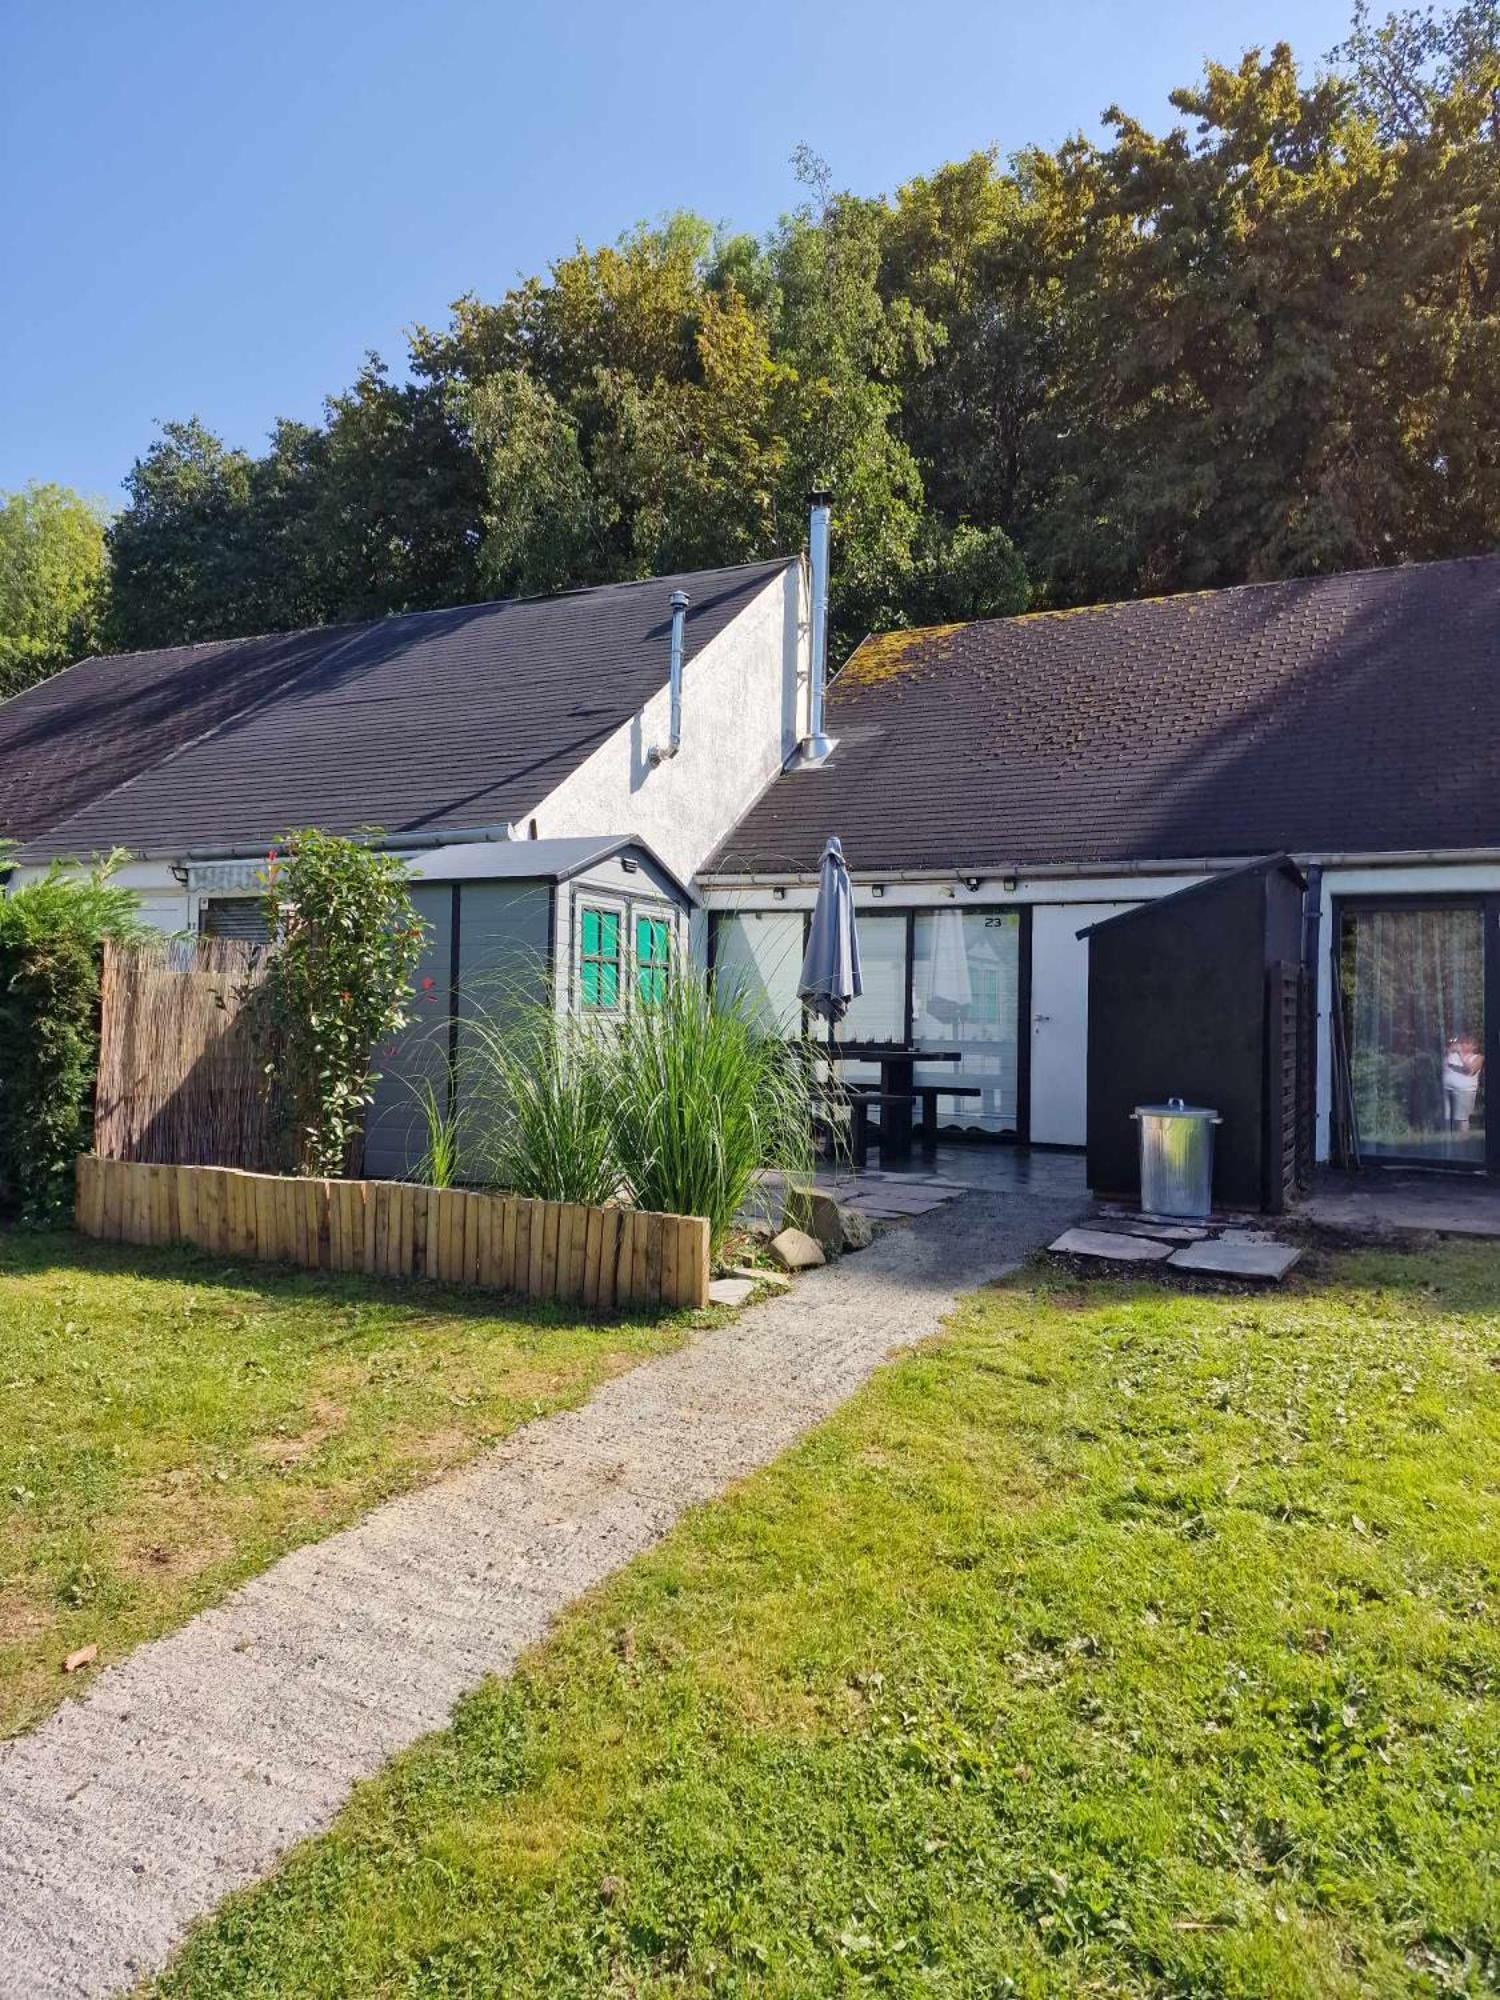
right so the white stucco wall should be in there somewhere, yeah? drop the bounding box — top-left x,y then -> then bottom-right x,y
522,563 -> 809,885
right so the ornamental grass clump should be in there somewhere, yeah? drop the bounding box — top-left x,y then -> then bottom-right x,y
458,971 -> 813,1250
607,972 -> 814,1248
462,1006 -> 622,1209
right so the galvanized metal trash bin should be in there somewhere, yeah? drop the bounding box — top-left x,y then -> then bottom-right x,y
1132,1098 -> 1221,1219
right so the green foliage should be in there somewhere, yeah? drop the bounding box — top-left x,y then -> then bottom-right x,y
463,1008 -> 624,1209
608,972 -> 815,1244
0,484 -> 108,696
90,1 -> 1497,655
152,1241 -> 1500,1996
257,831 -> 428,1177
0,859 -> 142,1220
459,973 -> 815,1244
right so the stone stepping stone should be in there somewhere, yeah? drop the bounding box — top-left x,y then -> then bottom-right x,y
1167,1240 -> 1301,1281
707,1277 -> 758,1308
1048,1227 -> 1173,1263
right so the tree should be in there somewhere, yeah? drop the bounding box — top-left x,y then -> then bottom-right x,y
0,484 -> 108,695
72,2 -> 1500,656
106,419 -> 257,648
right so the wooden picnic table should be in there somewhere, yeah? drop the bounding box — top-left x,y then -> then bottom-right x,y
819,1039 -> 962,1161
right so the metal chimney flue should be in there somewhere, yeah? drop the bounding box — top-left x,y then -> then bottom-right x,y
802,488 -> 834,764
649,589 -> 690,767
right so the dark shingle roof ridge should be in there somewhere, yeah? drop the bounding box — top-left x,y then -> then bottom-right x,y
26,618 -> 399,862
32,553 -> 798,682
843,549 -> 1500,661
20,553 -> 800,862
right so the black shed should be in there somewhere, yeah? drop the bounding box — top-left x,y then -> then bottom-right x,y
1083,856 -> 1309,1212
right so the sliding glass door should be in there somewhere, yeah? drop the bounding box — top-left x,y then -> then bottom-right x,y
712,905 -> 1024,1137
1339,902 -> 1487,1167
912,909 -> 1022,1132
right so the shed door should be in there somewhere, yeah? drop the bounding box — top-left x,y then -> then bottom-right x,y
1030,903 -> 1138,1145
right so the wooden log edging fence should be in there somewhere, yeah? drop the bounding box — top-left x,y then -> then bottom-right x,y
75,1157 -> 710,1312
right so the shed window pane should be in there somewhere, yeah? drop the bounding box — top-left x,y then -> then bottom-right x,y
579,907 -> 622,1012
637,915 -> 671,1005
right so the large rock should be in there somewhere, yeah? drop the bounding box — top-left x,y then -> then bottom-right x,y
837,1205 -> 875,1251
769,1227 -> 826,1272
783,1187 -> 874,1254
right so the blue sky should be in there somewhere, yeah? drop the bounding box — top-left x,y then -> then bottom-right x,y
2,0 -> 1354,503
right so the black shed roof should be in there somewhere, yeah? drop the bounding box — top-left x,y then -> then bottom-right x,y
2,558 -> 792,862
710,555 -> 1500,876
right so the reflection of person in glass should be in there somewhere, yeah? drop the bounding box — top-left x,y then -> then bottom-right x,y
1443,1030 -> 1483,1133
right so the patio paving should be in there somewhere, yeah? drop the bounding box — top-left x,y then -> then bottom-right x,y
1300,1167 -> 1500,1240
0,1164 -> 1085,1999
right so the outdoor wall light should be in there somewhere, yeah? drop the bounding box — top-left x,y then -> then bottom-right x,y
169,863 -> 189,885
772,885 -> 787,900
1002,875 -> 1019,893
965,876 -> 982,892
871,883 -> 885,897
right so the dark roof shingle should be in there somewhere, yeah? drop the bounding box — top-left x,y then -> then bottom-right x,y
3,559 -> 792,861
711,555 -> 1500,875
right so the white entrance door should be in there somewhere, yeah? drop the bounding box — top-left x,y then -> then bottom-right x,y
1028,903 -> 1138,1145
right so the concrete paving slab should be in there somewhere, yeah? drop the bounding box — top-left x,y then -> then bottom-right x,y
1049,1227 -> 1173,1263
707,1277 -> 757,1308
0,1178 -> 1084,1999
1168,1240 -> 1302,1280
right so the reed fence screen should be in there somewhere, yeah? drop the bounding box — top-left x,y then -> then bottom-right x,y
75,1156 -> 710,1312
94,938 -> 282,1169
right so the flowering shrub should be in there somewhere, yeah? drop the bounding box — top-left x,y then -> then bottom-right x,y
258,830 -> 427,1177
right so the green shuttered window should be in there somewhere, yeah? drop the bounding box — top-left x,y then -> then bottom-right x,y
579,907 -> 622,1010
636,915 -> 670,1005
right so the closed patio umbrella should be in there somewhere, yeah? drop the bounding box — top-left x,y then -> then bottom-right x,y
798,836 -> 863,1027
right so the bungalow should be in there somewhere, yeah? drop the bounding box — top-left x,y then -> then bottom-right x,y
3,504 -> 1498,1187
0,547 -> 814,1176
702,551 -> 1500,1180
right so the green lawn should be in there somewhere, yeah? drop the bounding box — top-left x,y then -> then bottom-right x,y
0,1228 -> 686,1740
156,1241 -> 1499,1998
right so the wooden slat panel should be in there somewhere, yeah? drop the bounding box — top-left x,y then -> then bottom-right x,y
71,1159 -> 712,1310
478,1192 -> 502,1288
553,1204 -> 579,1304
175,1166 -> 200,1248
581,1205 -> 605,1309
596,1207 -> 621,1312
462,1192 -> 480,1286
429,1188 -> 454,1282
410,1186 -> 428,1277
254,1175 -> 280,1262
498,1199 -> 518,1292
277,1176 -> 300,1264
514,1200 -> 534,1297
74,1157 -> 99,1238
538,1200 -> 560,1300
103,1158 -> 126,1242
154,1162 -> 179,1246
641,1210 -> 664,1308
523,1199 -> 543,1297
676,1215 -> 710,1310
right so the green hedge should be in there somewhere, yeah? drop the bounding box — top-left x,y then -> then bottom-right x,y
0,861 -> 143,1221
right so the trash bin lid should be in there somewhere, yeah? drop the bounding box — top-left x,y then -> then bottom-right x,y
1131,1097 -> 1221,1121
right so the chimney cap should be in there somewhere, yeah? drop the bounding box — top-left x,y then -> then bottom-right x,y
669,589 -> 690,611
808,486 -> 834,509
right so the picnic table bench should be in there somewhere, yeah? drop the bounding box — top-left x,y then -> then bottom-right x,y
843,1082 -> 986,1169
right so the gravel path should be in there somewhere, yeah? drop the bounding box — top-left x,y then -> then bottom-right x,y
0,1178 -> 1081,1998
